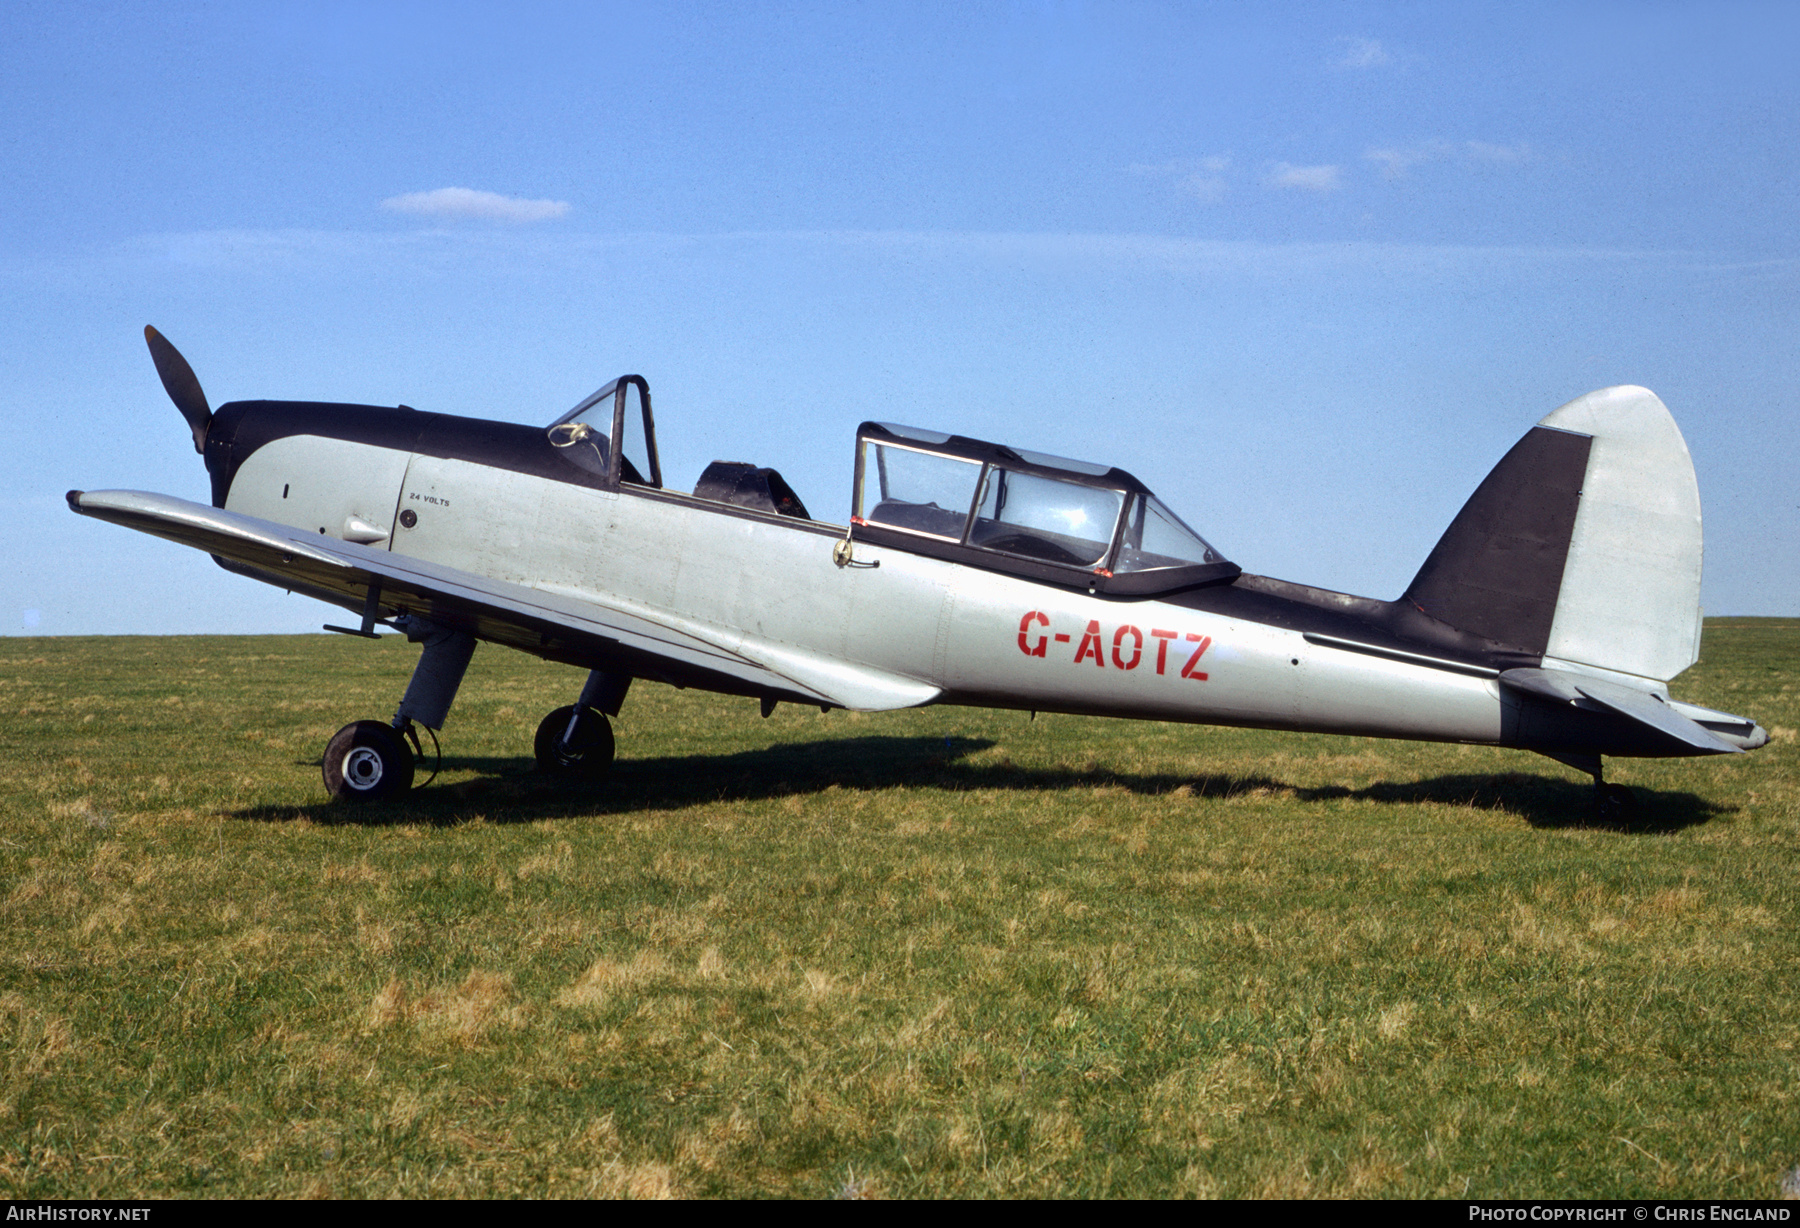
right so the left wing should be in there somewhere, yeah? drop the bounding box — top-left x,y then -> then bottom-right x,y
67,489 -> 940,712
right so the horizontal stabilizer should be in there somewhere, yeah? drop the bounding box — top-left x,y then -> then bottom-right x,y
1500,667 -> 1741,754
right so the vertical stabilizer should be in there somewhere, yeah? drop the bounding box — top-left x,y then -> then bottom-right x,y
1536,386 -> 1702,682
1403,425 -> 1590,654
1403,386 -> 1703,684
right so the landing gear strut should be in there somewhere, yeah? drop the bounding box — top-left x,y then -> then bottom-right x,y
1538,750 -> 1638,824
322,615 -> 476,802
535,669 -> 630,780
1580,759 -> 1638,824
535,705 -> 614,776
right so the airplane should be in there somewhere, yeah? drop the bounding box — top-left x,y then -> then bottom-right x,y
66,327 -> 1768,820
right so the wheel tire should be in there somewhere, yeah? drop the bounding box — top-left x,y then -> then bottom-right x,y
323,720 -> 416,801
1593,782 -> 1637,825
535,705 -> 615,779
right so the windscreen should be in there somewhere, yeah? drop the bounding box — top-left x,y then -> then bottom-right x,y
547,383 -> 616,479
617,381 -> 654,486
1114,495 -> 1225,572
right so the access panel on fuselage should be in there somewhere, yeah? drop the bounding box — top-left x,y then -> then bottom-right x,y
226,434 -> 411,549
389,453 -> 560,588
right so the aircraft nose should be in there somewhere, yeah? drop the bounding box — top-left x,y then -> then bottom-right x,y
1745,723 -> 1771,751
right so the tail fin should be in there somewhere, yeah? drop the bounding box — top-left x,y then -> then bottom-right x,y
1404,386 -> 1702,683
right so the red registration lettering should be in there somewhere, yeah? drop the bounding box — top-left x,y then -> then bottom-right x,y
1112,624 -> 1143,670
1017,611 -> 1048,658
1181,633 -> 1212,680
1074,619 -> 1105,666
1150,628 -> 1179,674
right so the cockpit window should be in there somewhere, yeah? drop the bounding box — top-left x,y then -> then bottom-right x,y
1115,495 -> 1224,572
857,439 -> 981,539
1004,447 -> 1112,478
547,417 -> 612,478
618,381 -> 655,487
969,467 -> 1123,568
850,420 -> 1237,593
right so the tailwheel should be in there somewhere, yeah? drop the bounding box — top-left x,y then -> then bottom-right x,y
535,704 -> 615,779
323,720 -> 416,801
1593,781 -> 1637,825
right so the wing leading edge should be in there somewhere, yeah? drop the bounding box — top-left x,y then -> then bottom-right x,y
66,489 -> 940,713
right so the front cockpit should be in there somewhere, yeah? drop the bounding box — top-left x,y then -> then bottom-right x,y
850,422 -> 1239,595
546,376 -> 663,489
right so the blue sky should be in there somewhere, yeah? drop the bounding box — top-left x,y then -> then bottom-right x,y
4,1 -> 1796,636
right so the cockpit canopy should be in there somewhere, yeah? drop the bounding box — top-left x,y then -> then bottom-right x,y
852,422 -> 1238,595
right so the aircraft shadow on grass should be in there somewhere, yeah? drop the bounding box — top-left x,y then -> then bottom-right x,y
235,733 -> 1727,835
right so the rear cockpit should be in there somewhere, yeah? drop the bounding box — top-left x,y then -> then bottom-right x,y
851,422 -> 1239,595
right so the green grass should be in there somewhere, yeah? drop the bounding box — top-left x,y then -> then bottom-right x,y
0,620 -> 1796,1198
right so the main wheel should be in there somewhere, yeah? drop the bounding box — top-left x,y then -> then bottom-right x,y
535,705 -> 615,779
323,720 -> 416,801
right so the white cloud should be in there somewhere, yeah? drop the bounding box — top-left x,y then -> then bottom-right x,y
41,226 -> 1745,301
1337,37 -> 1391,69
1129,156 -> 1232,205
1129,155 -> 1230,177
381,187 -> 571,223
1366,141 -> 1450,180
1267,163 -> 1342,192
1365,148 -> 1411,180
1365,141 -> 1534,179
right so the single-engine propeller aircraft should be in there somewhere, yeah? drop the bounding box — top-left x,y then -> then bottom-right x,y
68,328 -> 1768,818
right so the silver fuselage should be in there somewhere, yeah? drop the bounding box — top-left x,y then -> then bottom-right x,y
227,430 -> 1507,745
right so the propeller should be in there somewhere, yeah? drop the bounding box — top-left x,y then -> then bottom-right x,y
144,325 -> 212,454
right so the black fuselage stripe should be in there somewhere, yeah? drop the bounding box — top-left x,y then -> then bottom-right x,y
207,399 -> 1543,676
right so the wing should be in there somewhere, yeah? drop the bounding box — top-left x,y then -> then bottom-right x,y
67,489 -> 940,712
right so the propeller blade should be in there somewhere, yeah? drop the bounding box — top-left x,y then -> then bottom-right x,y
144,325 -> 212,454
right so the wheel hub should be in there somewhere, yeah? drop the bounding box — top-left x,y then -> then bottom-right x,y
343,746 -> 385,789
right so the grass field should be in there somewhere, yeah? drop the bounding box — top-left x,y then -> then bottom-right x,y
0,620 -> 1795,1199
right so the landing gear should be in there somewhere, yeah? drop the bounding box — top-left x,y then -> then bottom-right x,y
535,668 -> 631,781
317,606 -> 630,797
1535,750 -> 1639,825
1593,781 -> 1638,824
321,613 -> 476,802
322,720 -> 415,801
535,705 -> 615,778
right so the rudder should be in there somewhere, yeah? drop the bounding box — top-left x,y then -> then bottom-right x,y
1536,386 -> 1702,682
